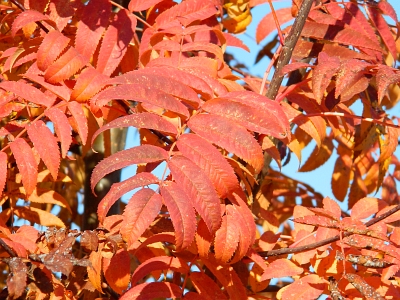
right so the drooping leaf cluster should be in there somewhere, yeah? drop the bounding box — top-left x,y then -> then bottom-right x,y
0,0 -> 400,298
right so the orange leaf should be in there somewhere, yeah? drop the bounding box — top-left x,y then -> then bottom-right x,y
129,0 -> 165,12
37,30 -> 70,72
27,120 -> 60,180
202,257 -> 247,300
323,197 -> 342,220
261,259 -> 303,281
28,188 -> 72,213
351,197 -> 382,220
214,214 -> 239,263
120,282 -> 182,300
281,274 -> 325,299
177,134 -> 239,198
45,107 -> 72,158
155,0 -> 218,29
130,256 -> 190,284
74,0 -> 111,60
10,138 -> 38,196
188,114 -> 264,173
299,137 -> 334,172
190,272 -> 228,300
94,84 -> 189,118
111,70 -> 200,107
312,52 -> 340,103
98,173 -> 159,223
104,249 -> 130,294
70,67 -> 108,102
11,10 -> 57,37
96,9 -> 137,76
256,8 -> 293,43
44,47 -> 88,84
68,101 -> 88,145
87,251 -> 102,293
0,81 -> 54,107
195,219 -> 213,258
91,145 -> 168,194
160,182 -> 196,250
91,113 -> 178,145
13,206 -> 65,228
168,155 -> 221,233
0,152 -> 7,198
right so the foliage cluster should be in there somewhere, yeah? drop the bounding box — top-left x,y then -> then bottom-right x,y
1,0 -> 400,299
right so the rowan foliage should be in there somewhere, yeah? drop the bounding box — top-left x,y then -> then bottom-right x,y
0,0 -> 400,299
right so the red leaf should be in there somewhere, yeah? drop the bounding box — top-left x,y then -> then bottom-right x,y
214,214 -> 239,263
155,0 -> 218,29
281,62 -> 311,75
256,8 -> 293,43
45,107 -> 72,158
11,10 -> 57,37
71,67 -> 108,102
203,257 -> 247,300
74,0 -> 111,60
351,197 -> 382,220
68,101 -> 88,145
94,84 -> 189,118
313,52 -> 340,103
281,274 -> 325,299
302,21 -> 383,52
10,138 -> 38,196
44,47 -> 88,84
367,6 -> 397,61
129,0 -> 165,12
92,113 -> 177,145
376,65 -> 400,104
137,67 -> 213,100
323,197 -> 341,220
25,63 -> 71,101
120,188 -> 162,249
223,32 -> 250,52
293,215 -> 339,229
104,249 -> 131,294
37,30 -> 70,72
177,134 -> 239,198
27,120 -> 60,180
0,152 -> 7,198
335,59 -> 369,99
160,181 -> 196,250
202,98 -> 288,140
97,9 -> 137,76
91,145 -> 168,193
110,70 -> 200,107
131,256 -> 190,284
46,0 -> 75,32
98,173 -> 159,223
168,155 -> 221,233
120,282 -> 182,300
189,272 -> 228,300
0,81 -> 54,107
188,114 -> 264,173
261,259 -> 303,281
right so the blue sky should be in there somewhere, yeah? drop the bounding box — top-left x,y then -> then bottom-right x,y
122,0 -> 400,209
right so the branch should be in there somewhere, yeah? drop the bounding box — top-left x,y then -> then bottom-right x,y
266,0 -> 314,100
259,204 -> 400,257
0,238 -> 17,258
9,0 -> 49,34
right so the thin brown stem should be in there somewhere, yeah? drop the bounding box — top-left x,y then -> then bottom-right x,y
9,0 -> 49,33
266,0 -> 314,100
259,204 -> 400,257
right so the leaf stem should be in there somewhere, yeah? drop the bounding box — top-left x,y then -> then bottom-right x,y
259,204 -> 400,257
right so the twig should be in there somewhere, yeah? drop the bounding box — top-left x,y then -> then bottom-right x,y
9,0 -> 49,34
0,238 -> 17,257
266,0 -> 314,100
259,204 -> 400,257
